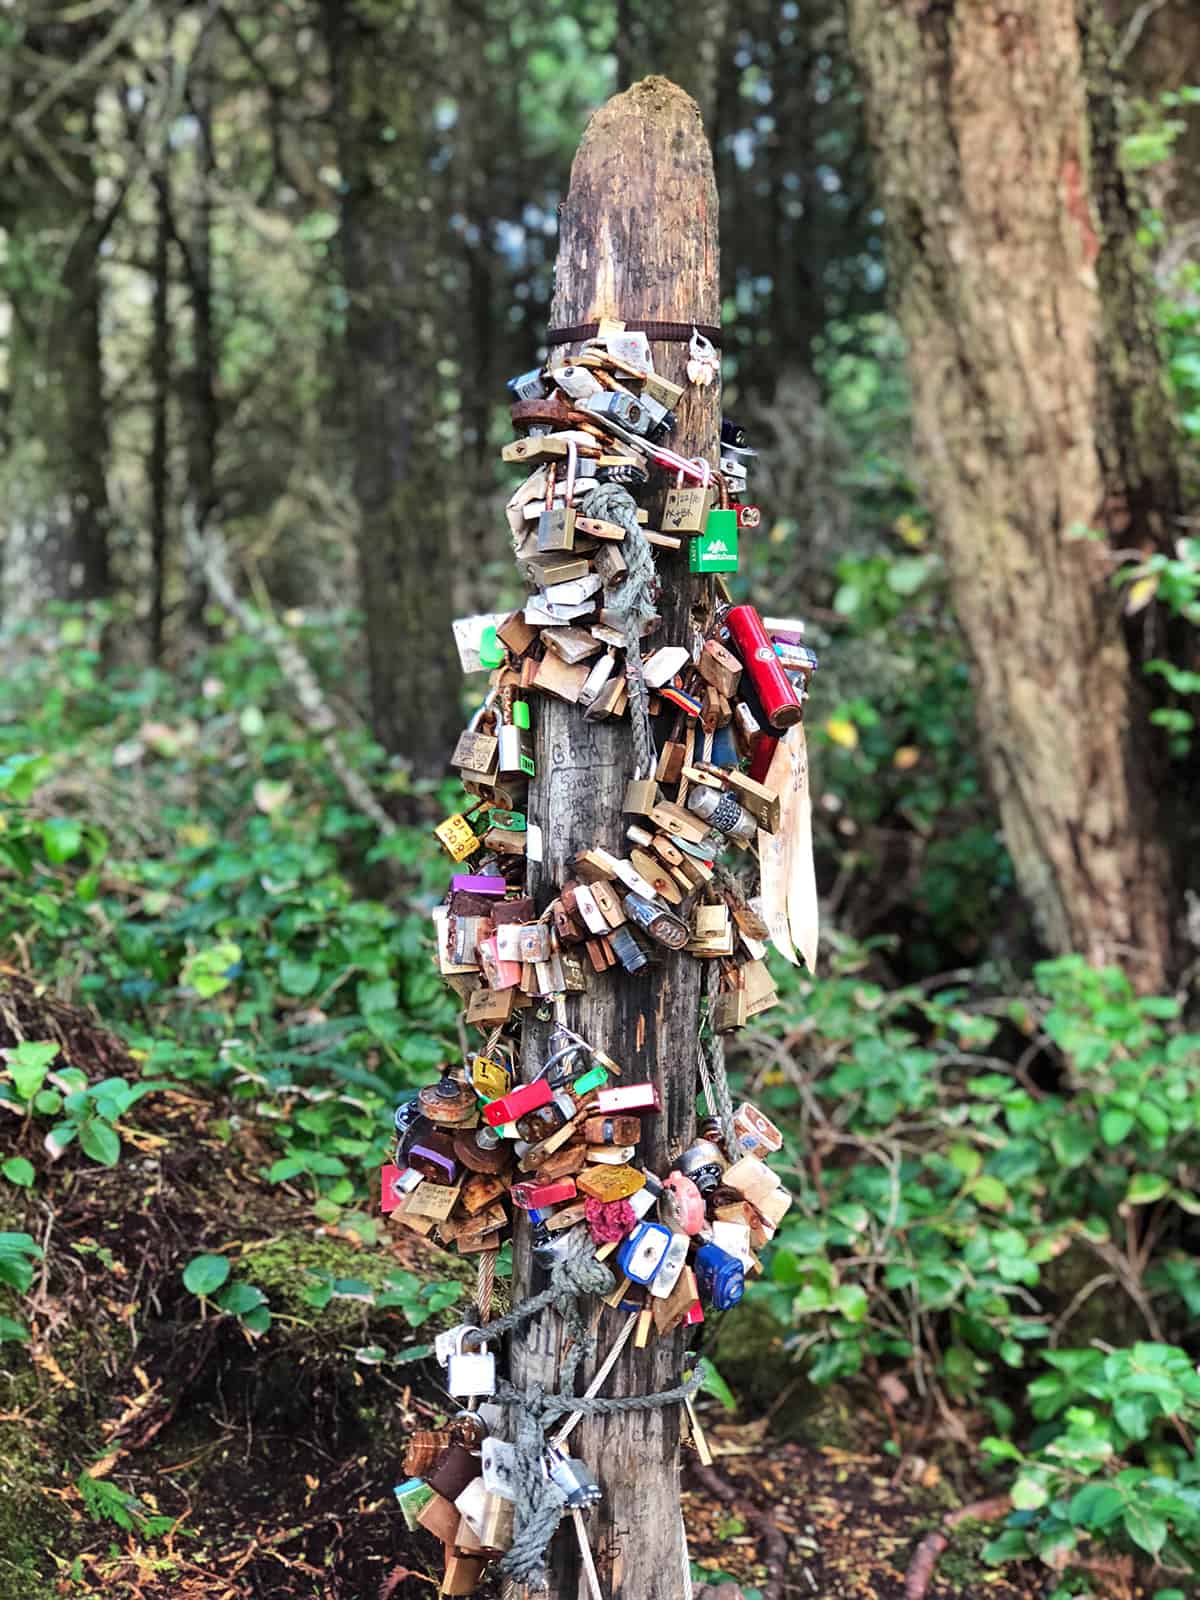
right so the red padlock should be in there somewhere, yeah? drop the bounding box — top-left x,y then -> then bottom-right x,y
661,1171 -> 706,1234
725,604 -> 804,730
511,1177 -> 578,1210
483,1078 -> 553,1127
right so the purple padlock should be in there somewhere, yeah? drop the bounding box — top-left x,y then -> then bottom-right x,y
408,1142 -> 458,1185
450,873 -> 507,896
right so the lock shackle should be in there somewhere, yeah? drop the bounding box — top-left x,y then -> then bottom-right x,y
467,687 -> 499,731
455,1322 -> 488,1354
563,438 -> 578,505
533,1042 -> 585,1083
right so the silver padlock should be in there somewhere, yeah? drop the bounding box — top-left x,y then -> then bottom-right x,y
447,1326 -> 496,1397
582,390 -> 652,436
649,1231 -> 690,1299
481,1437 -> 518,1500
547,1451 -> 603,1509
551,363 -> 603,401
435,1321 -> 476,1366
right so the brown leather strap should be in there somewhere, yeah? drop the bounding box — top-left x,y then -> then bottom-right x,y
546,319 -> 722,348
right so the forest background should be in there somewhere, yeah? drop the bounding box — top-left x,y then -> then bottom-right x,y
3,2 -> 1200,1597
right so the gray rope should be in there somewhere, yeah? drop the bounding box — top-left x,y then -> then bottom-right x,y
492,1368 -> 705,1585
578,480 -> 658,779
704,960 -> 740,1154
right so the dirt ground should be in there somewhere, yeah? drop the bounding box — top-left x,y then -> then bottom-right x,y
0,978 -> 1149,1600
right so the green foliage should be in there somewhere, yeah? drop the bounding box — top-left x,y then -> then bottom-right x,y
75,1471 -> 174,1539
980,1345 -> 1200,1577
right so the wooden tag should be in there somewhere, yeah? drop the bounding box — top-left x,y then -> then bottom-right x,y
653,1264 -> 699,1334
534,1140 -> 589,1182
575,515 -> 627,542
629,848 -> 682,904
460,1172 -> 509,1215
543,1199 -> 589,1232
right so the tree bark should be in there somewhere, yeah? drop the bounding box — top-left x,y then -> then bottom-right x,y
149,164 -> 172,661
512,76 -> 720,1600
845,0 -> 1181,988
0,60 -> 111,619
323,0 -> 458,778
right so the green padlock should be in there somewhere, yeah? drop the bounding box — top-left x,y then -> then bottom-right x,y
479,624 -> 505,669
689,508 -> 739,573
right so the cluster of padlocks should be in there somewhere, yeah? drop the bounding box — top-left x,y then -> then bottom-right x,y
387,1025 -> 792,1591
391,321 -> 815,1593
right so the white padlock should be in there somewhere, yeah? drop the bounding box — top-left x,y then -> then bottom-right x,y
481,1437 -> 517,1501
447,1326 -> 496,1397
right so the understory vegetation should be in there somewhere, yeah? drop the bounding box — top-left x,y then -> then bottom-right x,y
0,538 -> 1196,1597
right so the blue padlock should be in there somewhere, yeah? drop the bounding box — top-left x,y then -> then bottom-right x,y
615,1220 -> 672,1285
708,723 -> 740,768
694,1242 -> 745,1310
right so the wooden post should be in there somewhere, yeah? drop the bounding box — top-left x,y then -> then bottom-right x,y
513,77 -> 720,1600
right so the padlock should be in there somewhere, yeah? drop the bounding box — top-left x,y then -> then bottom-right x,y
393,1476 -> 435,1530
694,1241 -> 745,1310
427,1441 -> 481,1501
451,692 -> 500,778
418,1074 -> 478,1125
537,439 -> 578,553
447,1327 -> 496,1397
582,1114 -> 641,1147
470,1053 -> 512,1101
434,810 -> 483,862
403,1428 -> 454,1477
687,785 -> 757,845
507,367 -> 547,401
407,1133 -> 459,1186
711,1218 -> 754,1267
547,1451 -> 603,1508
662,458 -> 712,535
595,1083 -> 660,1115
515,1090 -> 575,1143
551,362 -> 604,401
497,691 -> 536,778
660,1171 -> 706,1234
622,892 -> 690,950
674,1138 -> 727,1195
623,766 -> 660,816
435,1321 -> 477,1365
609,925 -> 649,973
615,1220 -> 673,1284
481,1436 -> 517,1500
689,474 -> 739,574
732,1101 -> 784,1156
585,1143 -> 637,1166
649,1231 -> 691,1299
484,1077 -> 553,1127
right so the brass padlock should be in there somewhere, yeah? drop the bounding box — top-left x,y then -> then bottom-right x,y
537,439 -> 578,553
662,460 -> 713,535
434,810 -> 482,863
452,692 -> 499,779
623,766 -> 659,816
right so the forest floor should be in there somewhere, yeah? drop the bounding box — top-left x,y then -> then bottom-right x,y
0,980 -> 1146,1600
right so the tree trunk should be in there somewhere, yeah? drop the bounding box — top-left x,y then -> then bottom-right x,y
149,165 -> 172,661
1,88 -> 111,619
845,0 -> 1181,988
323,0 -> 458,778
512,76 -> 720,1600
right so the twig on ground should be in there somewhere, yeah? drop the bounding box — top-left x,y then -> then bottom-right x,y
904,1494 -> 1011,1600
689,1460 -> 787,1600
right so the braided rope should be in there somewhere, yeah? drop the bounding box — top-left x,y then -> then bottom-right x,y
577,480 -> 658,781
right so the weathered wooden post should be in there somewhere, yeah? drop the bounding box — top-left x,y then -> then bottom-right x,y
513,77 -> 720,1600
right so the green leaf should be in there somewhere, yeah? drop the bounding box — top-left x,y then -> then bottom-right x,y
42,817 -> 83,863
216,1281 -> 268,1317
1067,1483 -> 1124,1528
0,1316 -> 29,1344
1,1157 -> 35,1187
181,942 -> 242,998
694,1356 -> 737,1413
1123,1506 -> 1168,1556
357,977 -> 397,1015
1126,1172 -> 1170,1205
970,1175 -> 1009,1210
1010,1476 -> 1049,1511
981,1528 -> 1030,1564
182,1254 -> 231,1297
1100,1109 -> 1135,1146
78,1120 -> 120,1167
279,958 -> 322,997
833,1283 -> 868,1323
4,1040 -> 60,1101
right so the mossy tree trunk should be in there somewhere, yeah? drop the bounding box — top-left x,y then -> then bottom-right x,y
512,77 -> 720,1600
323,0 -> 458,777
846,0 -> 1183,988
